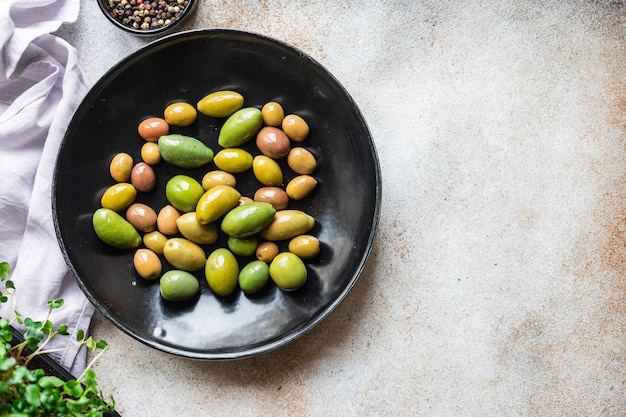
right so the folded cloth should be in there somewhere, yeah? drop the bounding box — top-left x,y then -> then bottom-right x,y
0,0 -> 95,376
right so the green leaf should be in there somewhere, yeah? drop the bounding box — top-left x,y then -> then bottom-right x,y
0,262 -> 9,280
38,375 -> 64,388
63,379 -> 84,397
25,384 -> 41,406
5,280 -> 14,290
47,298 -> 64,309
95,340 -> 108,350
76,329 -> 85,341
57,323 -> 69,335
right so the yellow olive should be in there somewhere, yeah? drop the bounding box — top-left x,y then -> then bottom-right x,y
141,142 -> 161,165
287,147 -> 317,175
195,185 -> 241,225
100,183 -> 137,212
213,148 -> 253,173
109,153 -> 134,182
238,196 -> 254,205
252,155 -> 283,186
157,204 -> 181,235
163,238 -> 206,272
201,170 -> 236,190
255,241 -> 279,263
143,231 -> 168,255
261,101 -> 284,126
282,114 -> 309,142
164,102 -> 197,127
197,90 -> 244,118
176,212 -> 219,245
285,175 -> 317,200
133,248 -> 162,280
288,235 -> 320,259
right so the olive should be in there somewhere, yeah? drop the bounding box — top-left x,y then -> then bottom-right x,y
287,147 -> 317,175
141,142 -> 161,165
100,183 -> 137,212
160,270 -> 200,302
253,187 -> 289,211
205,248 -> 239,297
252,155 -> 283,186
201,170 -> 236,190
239,260 -> 270,294
288,235 -> 320,259
282,114 -> 309,142
256,127 -> 290,159
261,101 -> 285,126
269,252 -> 307,290
109,153 -> 133,182
255,241 -> 279,263
163,237 -> 206,272
126,203 -> 157,233
285,175 -> 317,200
164,102 -> 197,127
133,248 -> 162,280
137,117 -> 169,142
165,175 -> 204,213
157,205 -> 181,235
130,162 -> 156,192
143,231 -> 168,254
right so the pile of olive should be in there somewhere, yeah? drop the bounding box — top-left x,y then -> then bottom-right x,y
92,90 -> 321,302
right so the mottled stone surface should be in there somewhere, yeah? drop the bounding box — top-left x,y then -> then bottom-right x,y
56,1 -> 626,415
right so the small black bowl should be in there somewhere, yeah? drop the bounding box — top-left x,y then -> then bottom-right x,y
97,0 -> 197,37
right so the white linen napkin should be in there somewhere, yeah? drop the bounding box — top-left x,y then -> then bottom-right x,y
0,0 -> 95,376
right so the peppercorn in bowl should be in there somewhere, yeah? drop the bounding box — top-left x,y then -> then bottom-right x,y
98,0 -> 197,37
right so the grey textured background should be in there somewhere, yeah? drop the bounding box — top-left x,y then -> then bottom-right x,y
57,1 -> 626,415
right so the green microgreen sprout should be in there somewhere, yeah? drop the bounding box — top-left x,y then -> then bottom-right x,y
0,261 -> 115,416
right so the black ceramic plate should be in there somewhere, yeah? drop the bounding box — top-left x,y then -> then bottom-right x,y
53,29 -> 381,360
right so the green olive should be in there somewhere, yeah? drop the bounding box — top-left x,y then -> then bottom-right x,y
269,252 -> 307,290
239,260 -> 270,294
92,208 -> 142,250
217,107 -> 263,148
165,175 -> 205,213
227,236 -> 258,257
160,270 -> 200,302
205,248 -> 239,297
